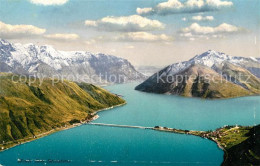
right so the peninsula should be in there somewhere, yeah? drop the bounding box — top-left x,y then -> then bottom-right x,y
153,125 -> 260,166
85,121 -> 259,165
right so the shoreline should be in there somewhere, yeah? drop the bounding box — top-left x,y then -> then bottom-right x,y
152,128 -> 226,163
94,102 -> 127,114
136,89 -> 260,100
152,126 -> 250,166
0,102 -> 126,153
152,127 -> 226,151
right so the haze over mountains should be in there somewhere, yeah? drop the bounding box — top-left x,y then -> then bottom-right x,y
0,39 -> 144,84
136,50 -> 260,99
136,66 -> 164,77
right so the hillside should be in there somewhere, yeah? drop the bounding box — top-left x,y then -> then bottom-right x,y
0,39 -> 144,84
136,50 -> 260,99
219,125 -> 260,166
0,73 -> 125,150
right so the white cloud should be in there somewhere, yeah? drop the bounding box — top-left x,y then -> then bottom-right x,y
206,0 -> 233,7
0,21 -> 46,39
87,32 -> 173,43
180,32 -> 193,37
117,32 -> 173,42
192,15 -> 214,21
85,20 -> 97,27
136,8 -> 153,15
181,23 -> 240,34
137,0 -> 233,16
179,23 -> 242,40
44,33 -> 79,40
29,0 -> 68,6
157,0 -> 184,9
84,15 -> 165,32
0,21 -> 81,42
182,17 -> 187,21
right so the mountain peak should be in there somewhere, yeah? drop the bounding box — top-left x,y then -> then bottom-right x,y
195,50 -> 227,59
188,50 -> 233,68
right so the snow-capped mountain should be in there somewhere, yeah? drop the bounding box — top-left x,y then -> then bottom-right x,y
0,39 -> 144,84
161,50 -> 260,78
135,50 -> 260,99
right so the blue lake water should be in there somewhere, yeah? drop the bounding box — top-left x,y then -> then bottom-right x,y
0,83 -> 259,166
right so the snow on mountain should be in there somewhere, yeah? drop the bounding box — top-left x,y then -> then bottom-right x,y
161,50 -> 260,77
136,50 -> 260,98
0,39 -> 144,84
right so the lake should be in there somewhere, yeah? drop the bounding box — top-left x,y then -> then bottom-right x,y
0,83 -> 259,166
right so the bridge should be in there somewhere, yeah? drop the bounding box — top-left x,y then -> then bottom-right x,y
86,122 -> 153,130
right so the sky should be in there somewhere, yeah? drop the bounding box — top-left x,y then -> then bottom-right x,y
0,0 -> 259,66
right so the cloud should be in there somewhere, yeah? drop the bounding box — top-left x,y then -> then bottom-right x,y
137,0 -> 233,16
179,23 -> 242,40
181,23 -> 240,34
85,20 -> 97,27
0,21 -> 46,39
117,32 -> 173,42
84,15 -> 165,32
192,15 -> 214,21
87,32 -> 173,43
0,21 -> 81,42
44,33 -> 79,41
136,8 -> 153,15
29,0 -> 68,6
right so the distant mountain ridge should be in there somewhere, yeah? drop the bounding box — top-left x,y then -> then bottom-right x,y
135,50 -> 260,99
0,39 -> 144,84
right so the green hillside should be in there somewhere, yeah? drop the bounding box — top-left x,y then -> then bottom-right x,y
0,73 -> 125,149
218,125 -> 260,166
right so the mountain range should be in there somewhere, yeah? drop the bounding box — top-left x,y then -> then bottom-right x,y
136,50 -> 260,98
0,39 -> 144,84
